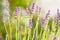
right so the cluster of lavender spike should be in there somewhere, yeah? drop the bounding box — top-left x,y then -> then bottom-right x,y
1,1 -> 60,40
13,3 -> 60,28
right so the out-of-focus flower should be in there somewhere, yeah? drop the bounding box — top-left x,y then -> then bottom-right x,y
37,6 -> 41,15
2,0 -> 10,23
2,0 -> 9,10
57,9 -> 60,18
25,7 -> 30,15
5,0 -> 9,9
14,7 -> 20,18
56,9 -> 60,25
31,3 -> 36,14
45,10 -> 50,20
41,17 -> 45,27
29,19 -> 32,29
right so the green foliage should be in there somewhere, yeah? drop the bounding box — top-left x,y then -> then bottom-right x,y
0,13 -> 6,40
48,18 -> 52,32
8,0 -> 34,11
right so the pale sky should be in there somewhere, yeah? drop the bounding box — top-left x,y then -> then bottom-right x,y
36,0 -> 60,17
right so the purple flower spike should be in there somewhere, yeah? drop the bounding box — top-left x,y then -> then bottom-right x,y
45,10 -> 50,20
53,37 -> 57,40
41,18 -> 45,27
29,19 -> 32,29
14,7 -> 20,18
32,3 -> 35,9
57,9 -> 60,18
37,6 -> 41,15
31,3 -> 35,14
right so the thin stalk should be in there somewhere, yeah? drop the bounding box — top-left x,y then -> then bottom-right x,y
8,19 -> 12,40
42,18 -> 50,40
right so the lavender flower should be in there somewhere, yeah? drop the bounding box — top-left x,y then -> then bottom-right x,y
57,9 -> 60,18
41,18 -> 45,25
37,6 -> 41,15
14,7 -> 20,18
32,3 -> 35,10
45,10 -> 50,20
29,19 -> 32,29
31,3 -> 35,14
41,17 -> 45,28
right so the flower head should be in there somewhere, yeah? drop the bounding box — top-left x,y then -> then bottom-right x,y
29,19 -> 32,29
37,6 -> 41,15
57,9 -> 60,18
31,3 -> 35,14
45,10 -> 50,20
41,17 -> 45,27
14,7 -> 20,18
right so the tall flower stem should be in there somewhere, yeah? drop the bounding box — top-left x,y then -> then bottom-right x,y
8,18 -> 12,40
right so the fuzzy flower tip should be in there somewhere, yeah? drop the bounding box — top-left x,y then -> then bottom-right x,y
57,9 -> 60,18
45,10 -> 50,20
